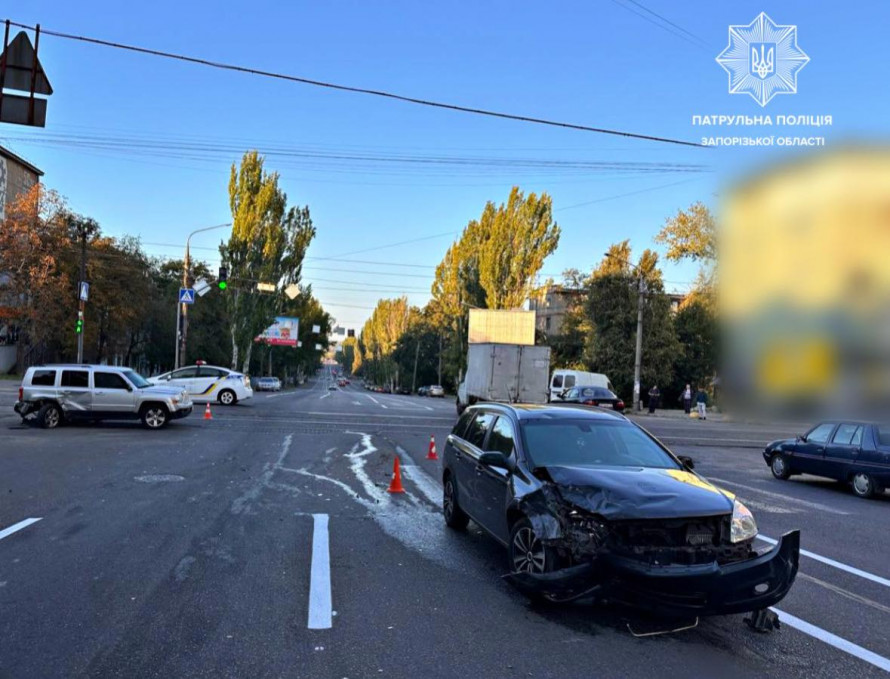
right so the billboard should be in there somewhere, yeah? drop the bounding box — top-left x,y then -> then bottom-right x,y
255,316 -> 299,347
468,309 -> 535,345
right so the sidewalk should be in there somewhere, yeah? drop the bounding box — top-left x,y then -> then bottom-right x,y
629,408 -> 727,422
628,408 -> 811,430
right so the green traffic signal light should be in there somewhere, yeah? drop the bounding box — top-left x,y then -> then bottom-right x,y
218,280 -> 227,290
75,320 -> 83,334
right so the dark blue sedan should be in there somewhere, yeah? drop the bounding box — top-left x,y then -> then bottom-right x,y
763,421 -> 890,498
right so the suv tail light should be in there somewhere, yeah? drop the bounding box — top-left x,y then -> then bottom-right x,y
616,400 -> 625,410
18,387 -> 23,401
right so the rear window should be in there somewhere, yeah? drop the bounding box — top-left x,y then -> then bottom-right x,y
552,375 -> 563,388
30,369 -> 56,386
521,419 -> 679,470
564,375 -> 576,388
582,387 -> 615,398
60,370 -> 89,388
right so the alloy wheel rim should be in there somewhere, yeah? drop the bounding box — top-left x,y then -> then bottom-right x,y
221,392 -> 233,404
146,409 -> 165,428
443,481 -> 454,519
512,527 -> 546,574
853,473 -> 870,495
772,456 -> 785,475
46,408 -> 59,428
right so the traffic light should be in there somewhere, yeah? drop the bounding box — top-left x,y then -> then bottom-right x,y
75,311 -> 83,334
218,266 -> 228,290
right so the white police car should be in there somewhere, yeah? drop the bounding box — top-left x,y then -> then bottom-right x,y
149,362 -> 253,405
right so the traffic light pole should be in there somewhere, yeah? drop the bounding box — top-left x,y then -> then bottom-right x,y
176,223 -> 230,369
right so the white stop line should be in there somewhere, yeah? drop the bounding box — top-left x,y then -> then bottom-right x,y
307,513 -> 332,629
0,518 -> 42,541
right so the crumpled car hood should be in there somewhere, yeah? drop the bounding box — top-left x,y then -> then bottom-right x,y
544,465 -> 735,520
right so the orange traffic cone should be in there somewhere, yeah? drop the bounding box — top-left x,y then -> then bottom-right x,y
387,457 -> 405,493
426,434 -> 438,461
204,402 -> 213,420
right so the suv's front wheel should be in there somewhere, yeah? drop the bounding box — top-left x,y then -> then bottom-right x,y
37,402 -> 63,429
140,404 -> 169,429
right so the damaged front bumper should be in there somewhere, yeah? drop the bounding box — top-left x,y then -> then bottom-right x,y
506,530 -> 800,617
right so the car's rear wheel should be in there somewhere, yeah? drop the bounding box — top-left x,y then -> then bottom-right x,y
443,475 -> 470,530
770,453 -> 791,480
218,389 -> 236,406
851,472 -> 879,499
37,403 -> 63,430
141,404 -> 169,429
509,518 -> 557,575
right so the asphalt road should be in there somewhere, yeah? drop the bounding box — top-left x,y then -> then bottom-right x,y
1,372 -> 889,678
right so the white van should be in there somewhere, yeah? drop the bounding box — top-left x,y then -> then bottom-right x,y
549,370 -> 614,401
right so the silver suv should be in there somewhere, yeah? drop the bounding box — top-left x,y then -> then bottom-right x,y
14,365 -> 193,429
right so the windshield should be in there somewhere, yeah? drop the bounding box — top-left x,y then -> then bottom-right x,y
122,370 -> 152,389
520,419 -> 680,470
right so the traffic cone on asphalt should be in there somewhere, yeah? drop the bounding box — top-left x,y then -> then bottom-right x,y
387,457 -> 405,493
426,434 -> 439,461
204,403 -> 213,420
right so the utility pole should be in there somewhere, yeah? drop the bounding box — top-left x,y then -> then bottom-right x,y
76,227 -> 86,363
633,274 -> 645,412
437,334 -> 443,385
411,337 -> 420,393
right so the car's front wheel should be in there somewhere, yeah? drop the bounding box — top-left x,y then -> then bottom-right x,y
770,453 -> 791,480
443,474 -> 470,530
141,404 -> 169,429
851,472 -> 881,499
509,518 -> 558,575
218,389 -> 237,406
37,402 -> 63,429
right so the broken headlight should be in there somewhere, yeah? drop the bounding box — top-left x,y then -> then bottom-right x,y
567,510 -> 609,543
730,500 -> 758,543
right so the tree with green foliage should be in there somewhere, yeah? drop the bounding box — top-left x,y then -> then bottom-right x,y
221,151 -> 315,372
670,298 -> 718,398
360,297 -> 412,388
655,201 -> 717,306
587,243 -> 680,401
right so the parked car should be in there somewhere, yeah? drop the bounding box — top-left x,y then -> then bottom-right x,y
14,364 -> 193,429
397,386 -> 411,395
549,370 -> 614,402
149,363 -> 253,405
763,421 -> 890,498
559,386 -> 625,412
442,403 -> 800,616
338,379 -> 348,387
255,377 -> 281,392
428,385 -> 445,397
418,386 -> 430,396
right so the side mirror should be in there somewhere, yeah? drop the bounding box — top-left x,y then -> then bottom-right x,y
677,455 -> 695,470
796,434 -> 806,442
479,451 -> 512,471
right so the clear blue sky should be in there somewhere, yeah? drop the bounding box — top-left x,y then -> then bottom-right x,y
3,1 -> 887,329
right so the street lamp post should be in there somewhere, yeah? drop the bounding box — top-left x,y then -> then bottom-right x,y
175,223 -> 231,369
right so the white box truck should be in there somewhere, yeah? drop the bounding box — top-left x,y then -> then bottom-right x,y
456,343 -> 551,414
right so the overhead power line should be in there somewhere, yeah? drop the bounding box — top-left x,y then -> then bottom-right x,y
609,0 -> 709,51
4,19 -> 702,148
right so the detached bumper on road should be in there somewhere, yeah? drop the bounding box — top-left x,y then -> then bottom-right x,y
507,530 -> 800,617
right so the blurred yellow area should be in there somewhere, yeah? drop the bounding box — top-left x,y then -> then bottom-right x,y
720,148 -> 890,412
722,149 -> 890,316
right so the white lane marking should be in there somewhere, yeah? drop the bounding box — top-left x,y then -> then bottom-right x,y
298,411 -> 454,421
365,394 -> 380,405
798,573 -> 890,616
320,391 -> 331,400
231,435 -> 292,515
308,513 -> 332,630
772,607 -> 890,673
352,401 -> 362,406
757,535 -> 890,588
0,518 -> 42,541
741,498 -> 797,514
709,477 -> 851,516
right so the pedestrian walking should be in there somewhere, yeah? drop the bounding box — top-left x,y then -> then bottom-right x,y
682,383 -> 692,414
695,388 -> 708,420
648,385 -> 660,414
